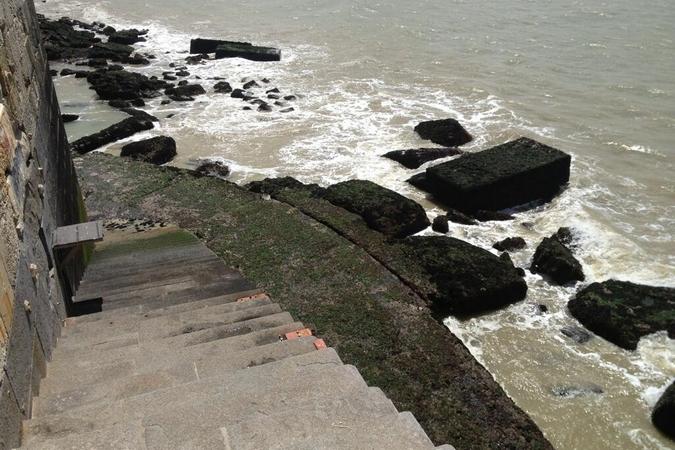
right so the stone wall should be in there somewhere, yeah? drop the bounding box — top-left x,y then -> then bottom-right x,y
0,0 -> 86,447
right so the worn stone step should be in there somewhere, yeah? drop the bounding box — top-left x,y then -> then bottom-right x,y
43,316 -> 302,390
34,336 -> 320,417
221,403 -> 435,450
62,294 -> 273,340
23,349 -> 348,446
100,277 -> 257,310
54,303 -> 284,354
19,420 -> 147,450
67,289 -> 263,325
78,255 -> 224,288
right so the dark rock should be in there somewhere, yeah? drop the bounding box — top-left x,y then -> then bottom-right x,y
406,172 -> 432,192
402,236 -> 528,315
266,88 -> 280,94
38,16 -> 99,60
70,117 -> 154,154
261,78 -> 271,83
108,29 -> 147,45
383,147 -> 463,169
120,108 -> 158,122
258,103 -> 273,112
267,93 -> 281,100
493,237 -> 526,252
185,54 -> 209,65
176,70 -> 190,77
161,100 -> 171,105
538,304 -> 548,313
195,160 -> 230,178
131,98 -> 146,107
473,210 -> 514,222
108,100 -> 131,108
284,95 -> 297,101
243,80 -> 260,90
432,215 -> 449,234
87,58 -> 108,68
551,385 -> 603,398
274,100 -> 288,107
560,325 -> 593,344
87,42 -> 134,61
122,54 -> 150,65
164,75 -> 177,81
280,107 -> 294,113
231,89 -> 253,100
414,118 -> 472,147
86,69 -> 168,100
101,26 -> 117,35
165,84 -> 206,98
120,136 -> 177,165
531,228 -> 584,285
190,38 -> 252,54
516,267 -> 526,277
247,177 -> 323,197
445,208 -> 478,226
168,94 -> 194,102
652,381 -> 675,439
418,137 -> 571,212
214,81 -> 233,93
568,280 -> 675,350
60,68 -> 89,77
215,43 -> 281,62
243,106 -> 252,111
323,180 -> 430,239
61,114 -> 79,123
49,69 -> 58,76
178,80 -> 188,86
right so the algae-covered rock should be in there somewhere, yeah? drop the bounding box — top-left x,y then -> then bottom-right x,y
493,237 -> 526,252
71,117 -> 154,154
414,118 -> 473,147
120,136 -> 176,165
403,235 -> 527,315
323,180 -> 430,238
652,381 -> 675,440
531,228 -> 584,285
568,280 -> 675,350
247,177 -> 324,197
421,137 -> 571,212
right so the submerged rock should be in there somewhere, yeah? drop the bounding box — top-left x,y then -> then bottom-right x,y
493,237 -> 526,252
560,325 -> 593,344
61,114 -> 79,123
551,384 -> 603,398
652,381 -> 675,440
418,137 -> 571,212
402,236 -> 528,315
323,180 -> 431,239
120,136 -> 177,165
120,108 -> 159,123
70,117 -> 154,154
165,84 -> 206,98
382,147 -> 463,169
195,160 -> 230,179
531,227 -> 584,285
414,118 -> 473,147
568,280 -> 675,350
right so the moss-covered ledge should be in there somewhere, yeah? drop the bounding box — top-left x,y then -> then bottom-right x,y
75,153 -> 551,450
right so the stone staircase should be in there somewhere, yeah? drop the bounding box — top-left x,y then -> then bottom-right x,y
18,224 -> 452,449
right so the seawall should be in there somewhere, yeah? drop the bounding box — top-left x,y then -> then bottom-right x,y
0,0 -> 87,447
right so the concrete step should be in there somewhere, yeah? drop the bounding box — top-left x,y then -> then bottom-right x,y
77,255 -> 224,289
67,289 -> 263,325
221,403 -> 435,450
54,302 -> 284,355
43,317 -> 302,390
19,420 -> 147,450
61,294 -> 273,340
100,277 -> 257,310
34,336 -> 321,417
24,348 -> 348,446
76,260 -> 235,301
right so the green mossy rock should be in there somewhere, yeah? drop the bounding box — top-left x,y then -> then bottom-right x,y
568,280 -> 675,350
403,235 -> 528,315
323,180 -> 430,239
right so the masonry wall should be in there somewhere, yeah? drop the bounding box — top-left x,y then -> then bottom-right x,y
0,0 -> 87,447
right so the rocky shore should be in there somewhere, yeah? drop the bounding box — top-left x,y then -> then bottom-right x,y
42,11 -> 674,447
